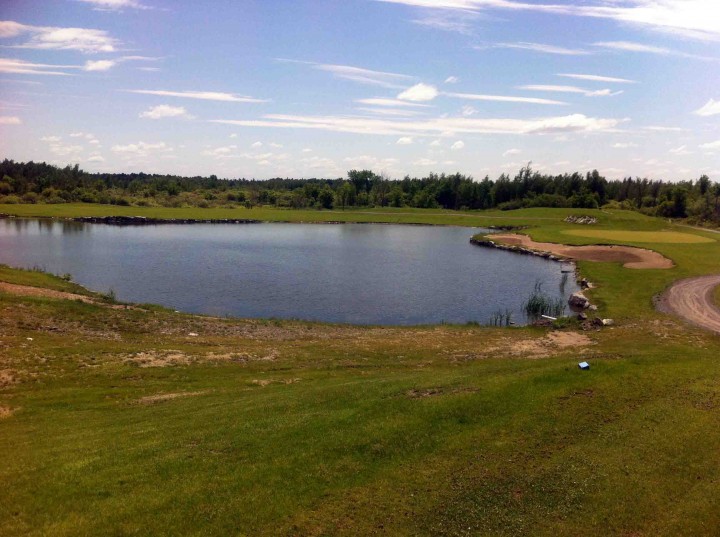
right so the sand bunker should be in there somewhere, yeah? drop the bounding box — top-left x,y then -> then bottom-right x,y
491,233 -> 674,269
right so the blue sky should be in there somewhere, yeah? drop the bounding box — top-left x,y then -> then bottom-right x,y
1,0 -> 719,181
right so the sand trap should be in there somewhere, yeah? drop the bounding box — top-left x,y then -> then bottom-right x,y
491,233 -> 674,269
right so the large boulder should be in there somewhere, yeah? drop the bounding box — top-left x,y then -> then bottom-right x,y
569,291 -> 591,309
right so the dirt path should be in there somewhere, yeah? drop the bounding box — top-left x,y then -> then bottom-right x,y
0,282 -> 96,303
490,233 -> 674,269
0,281 -> 138,310
657,275 -> 720,335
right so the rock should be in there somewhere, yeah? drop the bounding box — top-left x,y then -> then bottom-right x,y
577,312 -> 588,321
601,318 -> 614,326
580,278 -> 590,289
592,317 -> 604,327
569,292 -> 591,309
588,304 -> 598,311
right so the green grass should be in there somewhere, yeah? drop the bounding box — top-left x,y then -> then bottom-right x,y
562,229 -> 716,244
2,206 -> 720,535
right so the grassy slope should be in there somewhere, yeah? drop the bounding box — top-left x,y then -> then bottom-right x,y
2,205 -> 720,536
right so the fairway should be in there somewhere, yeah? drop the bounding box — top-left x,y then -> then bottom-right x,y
562,229 -> 715,244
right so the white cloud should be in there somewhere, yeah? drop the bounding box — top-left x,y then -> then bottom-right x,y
139,104 -> 191,120
356,98 -> 430,107
461,105 -> 477,116
444,76 -> 459,84
0,57 -> 74,76
503,148 -> 521,157
612,142 -> 638,148
669,145 -> 692,155
518,84 -> 622,98
229,133 -> 237,138
490,42 -> 590,55
251,141 -> 263,148
699,140 -> 720,150
269,142 -> 283,148
278,59 -> 414,89
398,83 -> 439,102
411,10 -> 479,34
557,73 -> 637,84
593,41 -> 720,61
429,139 -> 441,146
642,125 -> 687,132
202,145 -> 238,158
450,140 -> 465,150
396,136 -> 413,145
86,155 -> 106,162
414,158 -> 437,166
0,21 -> 119,53
374,0 -> 720,42
694,99 -> 720,116
126,89 -> 267,103
445,92 -> 566,105
111,141 -> 173,157
41,136 -> 62,142
84,60 -> 116,72
0,116 -> 21,125
302,148 -> 313,153
76,0 -> 150,10
212,112 -> 623,137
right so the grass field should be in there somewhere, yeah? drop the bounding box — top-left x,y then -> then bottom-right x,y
2,204 -> 720,535
562,229 -> 716,244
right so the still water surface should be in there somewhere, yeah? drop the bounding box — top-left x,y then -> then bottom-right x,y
0,219 -> 578,325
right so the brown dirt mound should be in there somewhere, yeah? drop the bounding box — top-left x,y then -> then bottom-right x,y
491,233 -> 674,269
0,282 -> 95,303
657,275 -> 720,335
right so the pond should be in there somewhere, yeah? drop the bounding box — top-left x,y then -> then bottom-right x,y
0,219 -> 579,325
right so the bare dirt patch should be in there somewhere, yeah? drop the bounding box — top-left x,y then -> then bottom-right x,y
0,281 -> 95,303
491,233 -> 674,269
657,274 -> 720,335
0,369 -> 18,387
136,391 -> 206,405
125,350 -> 192,368
500,330 -> 594,358
0,405 -> 17,418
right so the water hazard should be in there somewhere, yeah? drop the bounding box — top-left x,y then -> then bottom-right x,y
0,219 -> 579,325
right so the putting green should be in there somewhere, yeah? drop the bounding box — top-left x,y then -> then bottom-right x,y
562,229 -> 715,244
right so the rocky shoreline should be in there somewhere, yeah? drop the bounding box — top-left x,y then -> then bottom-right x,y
470,237 -> 570,263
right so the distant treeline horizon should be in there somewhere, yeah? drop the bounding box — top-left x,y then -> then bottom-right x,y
1,159 -> 719,222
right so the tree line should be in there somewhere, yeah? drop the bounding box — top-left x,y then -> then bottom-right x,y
1,159 -> 719,222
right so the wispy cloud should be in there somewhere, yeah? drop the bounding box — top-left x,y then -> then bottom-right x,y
593,41 -> 720,61
374,0 -> 720,42
0,58 -> 75,76
125,89 -> 268,103
111,141 -> 173,157
411,10 -> 480,34
488,42 -> 590,55
558,73 -> 636,84
210,112 -> 623,137
0,21 -> 119,53
76,0 -> 151,11
356,98 -> 430,108
278,59 -> 414,88
396,136 -> 413,144
0,116 -> 21,125
699,140 -> 720,151
694,99 -> 720,116
517,84 -> 622,97
445,92 -> 567,105
139,104 -> 193,120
